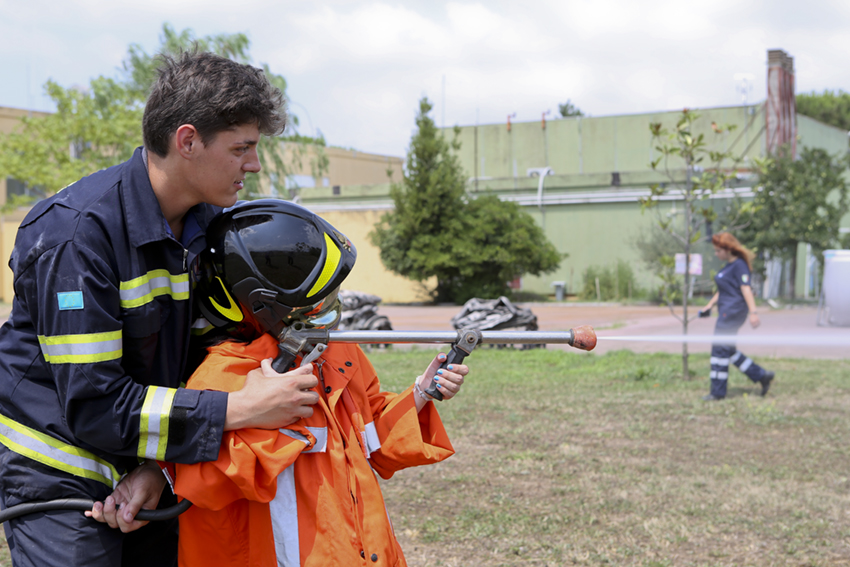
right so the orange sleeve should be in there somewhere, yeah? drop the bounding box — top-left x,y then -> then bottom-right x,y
174,427 -> 312,510
356,346 -> 455,479
173,344 -> 313,511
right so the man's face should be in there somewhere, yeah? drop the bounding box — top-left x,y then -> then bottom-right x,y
187,123 -> 261,208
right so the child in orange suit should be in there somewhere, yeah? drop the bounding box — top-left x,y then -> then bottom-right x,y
175,200 -> 468,567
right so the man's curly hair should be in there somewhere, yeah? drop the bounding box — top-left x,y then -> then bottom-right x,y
143,50 -> 287,156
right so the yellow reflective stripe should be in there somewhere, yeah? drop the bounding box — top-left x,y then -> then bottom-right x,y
307,234 -> 341,298
38,330 -> 122,364
120,269 -> 190,309
209,277 -> 244,322
137,386 -> 177,461
0,413 -> 121,488
56,181 -> 77,193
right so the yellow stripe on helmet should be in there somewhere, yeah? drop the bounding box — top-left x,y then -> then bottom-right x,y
210,277 -> 244,322
307,234 -> 341,298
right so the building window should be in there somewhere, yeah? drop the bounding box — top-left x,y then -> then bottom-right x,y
5,177 -> 45,203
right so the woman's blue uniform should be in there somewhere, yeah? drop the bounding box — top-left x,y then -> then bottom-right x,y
709,258 -> 769,398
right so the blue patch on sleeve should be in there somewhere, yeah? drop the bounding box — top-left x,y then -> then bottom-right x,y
57,291 -> 84,311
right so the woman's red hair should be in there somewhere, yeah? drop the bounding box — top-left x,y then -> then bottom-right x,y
712,232 -> 754,271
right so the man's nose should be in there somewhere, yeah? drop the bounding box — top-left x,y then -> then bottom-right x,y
244,148 -> 261,173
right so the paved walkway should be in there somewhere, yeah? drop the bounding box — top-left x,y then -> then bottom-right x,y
0,302 -> 845,359
379,303 -> 850,359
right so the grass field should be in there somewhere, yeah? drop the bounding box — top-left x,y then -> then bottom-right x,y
2,348 -> 849,566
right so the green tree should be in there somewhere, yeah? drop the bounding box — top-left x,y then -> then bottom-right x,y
796,90 -> 850,132
0,23 -> 323,200
642,109 -> 743,378
736,146 -> 849,298
558,99 -> 584,118
370,97 -> 562,304
0,77 -> 141,197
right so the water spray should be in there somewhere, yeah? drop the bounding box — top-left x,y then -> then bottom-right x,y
598,334 -> 850,348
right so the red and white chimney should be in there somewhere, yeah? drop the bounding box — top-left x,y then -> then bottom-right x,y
765,49 -> 796,158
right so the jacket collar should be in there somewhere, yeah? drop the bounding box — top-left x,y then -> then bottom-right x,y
121,147 -> 220,248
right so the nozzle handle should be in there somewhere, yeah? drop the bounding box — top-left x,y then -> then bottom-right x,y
423,345 -> 468,401
424,329 -> 482,401
271,346 -> 298,373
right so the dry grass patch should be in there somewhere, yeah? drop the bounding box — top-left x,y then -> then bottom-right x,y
373,348 -> 850,567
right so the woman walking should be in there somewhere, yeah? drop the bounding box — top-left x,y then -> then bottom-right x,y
699,232 -> 774,401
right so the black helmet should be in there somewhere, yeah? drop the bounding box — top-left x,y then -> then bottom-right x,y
193,199 -> 357,339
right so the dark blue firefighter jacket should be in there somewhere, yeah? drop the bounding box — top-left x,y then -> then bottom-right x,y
714,257 -> 751,327
0,148 -> 227,504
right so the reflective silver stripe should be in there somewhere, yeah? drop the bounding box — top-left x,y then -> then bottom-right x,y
279,426 -> 327,454
710,357 -> 730,366
739,358 -> 754,372
0,413 -> 121,488
120,270 -> 190,309
38,331 -> 122,364
137,386 -> 177,460
716,372 -> 728,380
709,370 -> 717,378
306,426 -> 327,453
270,465 -> 300,567
731,351 -> 744,363
363,421 -> 381,458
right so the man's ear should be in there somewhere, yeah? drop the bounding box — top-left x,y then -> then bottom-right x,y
174,124 -> 200,159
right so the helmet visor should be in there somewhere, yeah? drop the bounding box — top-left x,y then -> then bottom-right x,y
283,286 -> 342,329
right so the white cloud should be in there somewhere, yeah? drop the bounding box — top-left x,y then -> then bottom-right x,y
2,0 -> 850,155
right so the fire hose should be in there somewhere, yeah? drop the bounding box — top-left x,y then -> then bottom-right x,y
0,325 -> 596,524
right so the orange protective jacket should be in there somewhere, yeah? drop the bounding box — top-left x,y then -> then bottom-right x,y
174,334 -> 454,567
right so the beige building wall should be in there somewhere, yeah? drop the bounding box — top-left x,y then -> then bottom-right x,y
0,207 -> 430,306
0,106 -> 50,208
323,147 -> 403,186
0,106 -> 49,133
317,209 -> 433,304
270,143 -> 404,192
0,209 -> 28,304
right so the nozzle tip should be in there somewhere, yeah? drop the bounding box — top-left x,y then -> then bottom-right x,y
571,325 -> 597,351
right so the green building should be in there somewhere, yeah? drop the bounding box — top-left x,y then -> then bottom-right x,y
301,102 -> 848,302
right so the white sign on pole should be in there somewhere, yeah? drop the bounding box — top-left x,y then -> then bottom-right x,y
674,253 -> 703,275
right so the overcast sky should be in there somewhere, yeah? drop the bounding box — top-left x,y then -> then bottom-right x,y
1,0 -> 849,157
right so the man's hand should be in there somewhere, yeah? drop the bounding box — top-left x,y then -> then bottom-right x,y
225,359 -> 320,430
749,312 -> 761,329
86,460 -> 166,533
